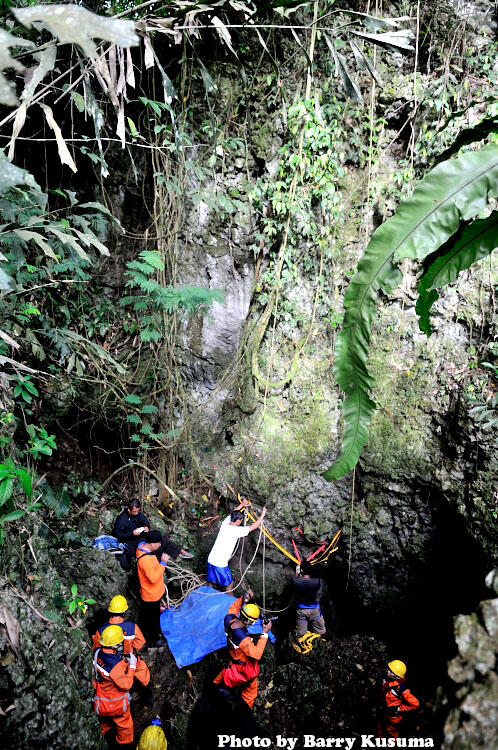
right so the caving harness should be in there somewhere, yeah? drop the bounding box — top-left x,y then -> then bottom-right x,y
92,648 -> 131,717
292,602 -> 324,654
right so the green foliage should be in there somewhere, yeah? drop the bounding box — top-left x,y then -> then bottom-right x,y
121,249 -> 224,343
325,143 -> 498,481
13,374 -> 38,406
25,424 -> 57,460
416,212 -> 498,336
61,583 -> 96,616
0,459 -> 38,545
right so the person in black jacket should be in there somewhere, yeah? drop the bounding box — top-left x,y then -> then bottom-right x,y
113,498 -> 193,569
291,560 -> 326,654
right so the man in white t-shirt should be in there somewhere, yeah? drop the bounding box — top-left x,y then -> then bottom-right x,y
206,499 -> 266,592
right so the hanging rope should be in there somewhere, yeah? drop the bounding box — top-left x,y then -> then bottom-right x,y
346,467 -> 356,590
262,520 -> 266,613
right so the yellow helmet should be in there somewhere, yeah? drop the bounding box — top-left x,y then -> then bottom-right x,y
137,721 -> 167,750
100,625 -> 125,648
108,595 -> 128,614
240,603 -> 260,623
388,659 -> 407,678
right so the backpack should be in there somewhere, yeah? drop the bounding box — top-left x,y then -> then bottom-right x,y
92,535 -> 126,554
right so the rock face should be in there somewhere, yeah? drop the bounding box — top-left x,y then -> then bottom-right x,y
443,570 -> 498,749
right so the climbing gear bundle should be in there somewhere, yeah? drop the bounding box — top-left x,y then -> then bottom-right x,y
292,631 -> 321,655
292,528 -> 342,566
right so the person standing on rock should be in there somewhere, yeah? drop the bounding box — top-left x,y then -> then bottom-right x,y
91,595 -> 153,706
136,530 -> 169,648
213,591 -> 272,709
207,499 -> 266,593
377,659 -> 420,740
113,497 -> 193,570
291,560 -> 326,654
92,624 -> 151,749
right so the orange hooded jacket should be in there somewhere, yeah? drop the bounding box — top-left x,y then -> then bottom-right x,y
136,543 -> 167,602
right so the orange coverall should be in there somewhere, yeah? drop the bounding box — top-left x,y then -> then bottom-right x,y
92,616 -> 148,684
93,647 -> 151,745
377,678 -> 420,739
213,596 -> 268,709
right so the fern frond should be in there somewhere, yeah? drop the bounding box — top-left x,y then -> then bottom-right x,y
326,143 -> 498,481
126,260 -> 157,276
140,328 -> 162,342
417,212 -> 498,335
138,250 -> 164,271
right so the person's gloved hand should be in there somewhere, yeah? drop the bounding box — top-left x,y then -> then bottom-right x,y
129,653 -> 137,670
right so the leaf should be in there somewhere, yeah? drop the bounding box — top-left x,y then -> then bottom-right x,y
8,46 -> 57,160
13,230 -> 58,260
127,117 -> 139,137
13,5 -> 139,60
0,478 -> 14,508
141,404 -> 158,414
326,143 -> 498,480
341,11 -> 405,32
0,29 -> 33,106
39,104 -> 77,174
0,605 -> 20,655
0,509 -> 25,524
71,583 -> 78,597
127,414 -> 141,424
416,212 -> 498,335
350,29 -> 414,53
43,611 -> 62,622
324,35 -> 362,103
72,228 -> 110,257
59,329 -> 127,374
140,250 -> 164,270
17,469 -> 32,501
124,394 -> 142,405
349,39 -> 383,87
212,16 -> 237,56
435,117 -> 498,165
46,227 -> 90,262
69,600 -> 76,614
71,92 -> 86,113
199,62 -> 218,95
0,149 -> 40,194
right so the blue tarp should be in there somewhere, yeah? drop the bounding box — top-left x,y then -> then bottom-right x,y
160,586 -> 276,668
160,586 -> 233,668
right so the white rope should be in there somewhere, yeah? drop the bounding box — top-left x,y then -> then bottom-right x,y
161,527 -> 265,608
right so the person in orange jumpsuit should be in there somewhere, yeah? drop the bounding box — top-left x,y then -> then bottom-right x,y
92,624 -> 151,748
136,530 -> 169,647
377,659 -> 420,740
213,591 -> 272,709
92,595 -> 152,705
